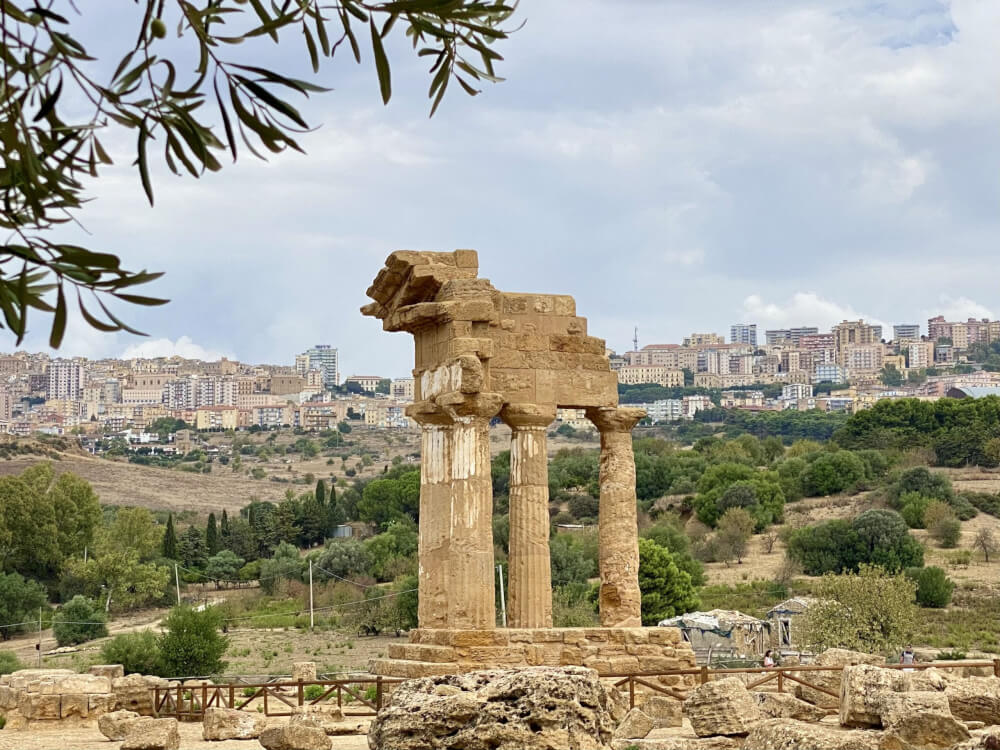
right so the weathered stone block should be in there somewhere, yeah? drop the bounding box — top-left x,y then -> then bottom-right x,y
99,709 -> 142,740
839,663 -> 905,727
683,677 -> 761,737
89,664 -> 125,680
614,708 -> 655,740
202,706 -> 267,740
260,722 -> 332,750
17,692 -> 61,720
60,693 -> 90,719
121,716 -> 180,750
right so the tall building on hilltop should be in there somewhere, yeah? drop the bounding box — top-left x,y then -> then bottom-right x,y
47,359 -> 84,400
730,323 -> 757,347
893,323 -> 920,341
832,320 -> 878,365
299,345 -> 339,389
765,327 -> 819,346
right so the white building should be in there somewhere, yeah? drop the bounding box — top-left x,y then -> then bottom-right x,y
47,359 -> 84,400
300,345 -> 339,389
782,383 -> 813,400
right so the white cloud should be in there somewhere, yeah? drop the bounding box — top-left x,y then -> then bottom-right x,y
120,336 -> 233,362
926,295 -> 995,322
742,292 -> 887,331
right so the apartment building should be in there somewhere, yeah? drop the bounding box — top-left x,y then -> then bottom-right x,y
345,375 -> 382,393
893,324 -> 920,341
730,324 -> 757,347
194,405 -> 239,431
47,359 -> 84,400
720,391 -> 765,409
815,363 -> 847,383
250,404 -> 295,429
782,383 -> 813,400
269,375 -> 305,395
631,399 -> 683,423
906,341 -> 934,369
833,320 -> 879,365
0,388 -> 13,421
617,365 -> 684,387
842,343 -> 884,374
765,327 -> 819,346
683,333 -> 725,347
682,394 -> 714,419
297,402 -> 350,430
300,345 -> 339,389
391,377 -> 415,401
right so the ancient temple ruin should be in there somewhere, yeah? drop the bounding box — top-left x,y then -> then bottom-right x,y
363,250 -> 695,678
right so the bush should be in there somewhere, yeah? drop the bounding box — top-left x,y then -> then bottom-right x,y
304,685 -> 326,701
800,451 -> 866,496
0,650 -> 22,675
552,584 -> 598,628
158,606 -> 228,677
567,494 -> 599,521
53,596 -> 108,646
785,510 -> 923,575
100,631 -> 163,676
637,539 -> 699,625
907,566 -> 955,608
899,493 -> 932,529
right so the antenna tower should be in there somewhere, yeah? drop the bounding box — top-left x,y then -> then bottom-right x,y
633,326 -> 639,353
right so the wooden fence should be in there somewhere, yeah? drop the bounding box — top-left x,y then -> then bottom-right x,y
153,676 -> 403,719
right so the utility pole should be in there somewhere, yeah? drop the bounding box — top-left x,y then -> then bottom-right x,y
309,559 -> 314,631
174,564 -> 181,606
497,564 -> 507,628
633,326 -> 639,353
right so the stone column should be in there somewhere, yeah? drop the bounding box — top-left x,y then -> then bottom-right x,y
500,404 -> 556,629
586,406 -> 645,628
443,393 -> 503,629
410,404 -> 453,629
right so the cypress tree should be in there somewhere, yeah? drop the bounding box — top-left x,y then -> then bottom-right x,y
206,512 -> 219,555
220,509 -> 230,540
163,514 -> 178,559
315,479 -> 326,506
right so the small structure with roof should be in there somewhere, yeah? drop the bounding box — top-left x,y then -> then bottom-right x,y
946,385 -> 1000,399
766,597 -> 817,649
658,609 -> 770,659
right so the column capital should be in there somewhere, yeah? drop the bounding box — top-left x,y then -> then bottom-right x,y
500,403 -> 556,430
586,406 -> 645,432
406,400 -> 453,427
438,391 -> 503,421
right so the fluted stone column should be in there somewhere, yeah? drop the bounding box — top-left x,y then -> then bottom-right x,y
410,405 -> 453,629
586,406 -> 645,628
443,393 -> 503,629
500,404 -> 556,628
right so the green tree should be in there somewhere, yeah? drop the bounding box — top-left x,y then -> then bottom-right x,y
0,1 -> 517,345
314,539 -> 371,580
48,472 -> 102,561
158,606 -> 228,678
204,550 -> 245,588
0,572 -> 47,641
925,501 -> 961,548
549,533 -> 597,588
0,471 -> 60,579
853,509 -> 924,572
906,566 -> 954,608
205,513 -> 220,556
259,542 -> 302,595
715,507 -> 755,565
637,538 -> 698,625
315,479 -> 327,506
363,520 -> 418,581
0,650 -> 23,675
357,471 -> 420,529
100,631 -> 162,676
63,550 -> 170,612
801,565 -> 915,653
106,507 -> 162,562
162,514 -> 178,560
52,596 -> 108,646
799,451 -> 866,496
178,525 -> 208,569
640,518 -> 705,587
880,365 -> 904,387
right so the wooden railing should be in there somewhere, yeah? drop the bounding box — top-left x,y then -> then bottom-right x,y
610,659 -> 1000,710
153,676 -> 403,720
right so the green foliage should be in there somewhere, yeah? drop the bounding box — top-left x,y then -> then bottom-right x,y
100,630 -> 163,676
260,542 -> 303,595
898,492 -> 932,529
363,520 -> 418,582
205,550 -> 245,586
906,566 -> 954,608
206,513 -> 220,556
356,471 -> 419,530
715,507 -> 755,564
641,518 -> 705,586
785,510 -> 923,575
567,494 -> 599,521
52,596 -> 108,646
549,533 -> 597,588
799,451 -> 866,496
880,364 -> 904,387
637,539 -> 699,625
304,685 -> 326,701
693,463 -> 784,530
551,583 -> 599,628
158,606 -> 228,678
801,565 -> 916,653
0,650 -> 22,675
178,525 -> 208,569
62,549 -> 170,612
314,539 -> 371,581
105,507 -> 162,562
698,581 -> 787,619
925,501 -> 962,548
163,514 -> 178,560
0,572 -> 48,640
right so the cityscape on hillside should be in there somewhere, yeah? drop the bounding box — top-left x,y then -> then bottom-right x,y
2,312 -> 998,443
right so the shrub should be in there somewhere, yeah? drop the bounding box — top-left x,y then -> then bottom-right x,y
0,650 -> 22,675
907,566 -> 955,608
888,467 -> 953,505
800,451 -> 866,496
100,631 -> 163,676
637,539 -> 699,625
304,685 -> 326,701
158,605 -> 228,677
785,510 -> 922,575
552,584 -> 598,628
899,493 -> 931,529
53,596 -> 108,646
567,494 -> 599,521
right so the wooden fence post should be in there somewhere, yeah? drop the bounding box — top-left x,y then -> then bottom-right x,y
298,680 -> 304,707
700,666 -> 709,685
777,670 -> 784,693
376,676 -> 384,711
994,659 -> 1000,678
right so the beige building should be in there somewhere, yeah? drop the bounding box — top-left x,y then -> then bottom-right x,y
345,375 -> 382,393
391,377 -> 415,401
194,405 -> 239,431
617,365 -> 684,387
907,341 -> 934,370
843,343 -> 884,374
269,375 -> 305,395
297,401 -> 350,430
122,387 -> 164,405
683,333 -> 725,347
833,320 -> 879,365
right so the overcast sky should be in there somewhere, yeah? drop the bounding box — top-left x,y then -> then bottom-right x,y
10,0 -> 1000,378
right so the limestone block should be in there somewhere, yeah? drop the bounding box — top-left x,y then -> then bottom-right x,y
611,736 -> 742,750
7,669 -> 73,692
369,667 -> 626,750
121,717 -> 181,750
291,704 -> 346,735
202,707 -> 267,740
839,664 -> 906,727
683,677 -> 761,737
753,692 -> 826,722
292,662 -> 317,683
60,693 -> 90,719
17,691 -> 61,720
113,673 -> 167,715
1,709 -> 27,730
743,718 -> 881,750
902,667 -> 952,692
41,673 -> 111,695
795,648 -> 885,708
639,695 -> 683,727
878,691 -> 969,750
89,693 -> 117,715
614,708 -> 655,740
259,723 -> 332,750
98,709 -> 142,740
89,664 -> 125,680
946,677 -> 1000,724
549,333 -> 605,355
0,685 -> 15,710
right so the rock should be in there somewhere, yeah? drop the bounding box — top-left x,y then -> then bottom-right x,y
39,673 -> 111,695
902,667 -> 952,692
796,649 -> 885,708
946,677 -> 1000,724
614,708 -> 655,740
950,726 -> 1000,749
7,669 -> 73,692
683,677 -> 761,738
839,664 -> 906,728
59,693 -> 91,719
611,736 -> 742,750
290,704 -> 346,734
120,717 -> 180,750
98,709 -> 142,741
368,666 -> 626,750
89,664 -> 125,680
966,722 -> 987,731
292,662 -> 318,683
744,718 -> 881,750
202,706 -> 267,740
753,692 -> 827,722
89,693 -> 118,715
113,673 -> 169,715
878,691 -> 969,750
16,692 -> 61,720
0,685 -> 16,710
259,723 -> 332,750
640,695 -> 683,728
1,708 -> 27,730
